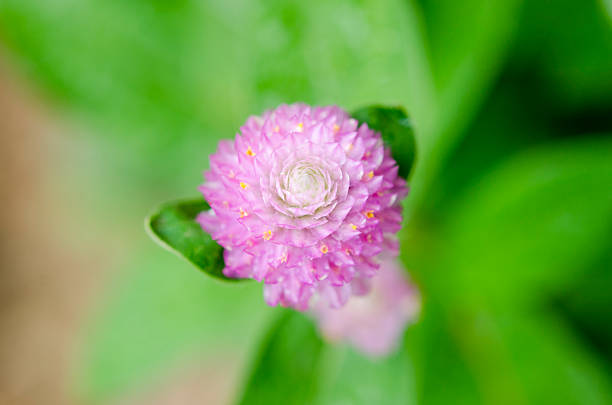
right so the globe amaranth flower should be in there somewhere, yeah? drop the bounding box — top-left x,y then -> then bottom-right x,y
197,103 -> 408,310
311,254 -> 420,356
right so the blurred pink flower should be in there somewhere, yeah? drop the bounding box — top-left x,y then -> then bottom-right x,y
198,103 -> 408,310
311,255 -> 420,356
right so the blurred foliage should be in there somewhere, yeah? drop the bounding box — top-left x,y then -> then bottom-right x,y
76,248 -> 268,401
404,138 -> 612,405
0,0 -> 419,195
236,310 -> 416,405
0,0 -> 611,404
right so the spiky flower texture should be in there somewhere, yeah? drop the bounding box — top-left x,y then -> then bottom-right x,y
198,104 -> 408,310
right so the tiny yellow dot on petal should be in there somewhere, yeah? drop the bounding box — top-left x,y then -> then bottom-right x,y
364,210 -> 375,219
274,125 -> 280,132
246,146 -> 255,157
296,122 -> 304,132
350,224 -> 357,231
240,182 -> 249,190
366,171 -> 374,180
320,245 -> 329,254
345,248 -> 352,256
263,230 -> 273,241
333,124 -> 340,133
239,208 -> 248,218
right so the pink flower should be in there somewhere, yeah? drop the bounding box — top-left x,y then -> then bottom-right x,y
311,255 -> 420,356
198,103 -> 408,310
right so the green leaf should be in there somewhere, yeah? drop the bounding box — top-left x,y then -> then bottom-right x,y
352,105 -> 417,179
146,198 -> 235,282
235,311 -> 324,405
313,345 -> 417,405
235,310 -> 418,405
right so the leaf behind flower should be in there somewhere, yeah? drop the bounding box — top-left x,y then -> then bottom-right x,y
352,105 -> 417,179
146,198 -> 239,282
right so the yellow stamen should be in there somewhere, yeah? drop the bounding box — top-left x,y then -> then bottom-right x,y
320,245 -> 329,254
263,230 -> 273,241
333,124 -> 340,133
274,125 -> 280,132
240,182 -> 249,190
239,208 -> 248,218
296,122 -> 304,132
366,171 -> 374,180
246,146 -> 255,157
345,248 -> 352,256
364,210 -> 375,219
350,224 -> 358,231
280,253 -> 287,263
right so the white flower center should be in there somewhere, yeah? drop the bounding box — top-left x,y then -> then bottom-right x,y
266,153 -> 344,221
287,164 -> 326,205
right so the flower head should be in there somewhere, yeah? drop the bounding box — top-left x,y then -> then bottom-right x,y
198,103 -> 408,310
311,254 -> 420,356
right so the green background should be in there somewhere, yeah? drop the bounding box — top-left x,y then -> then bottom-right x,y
0,0 -> 610,403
